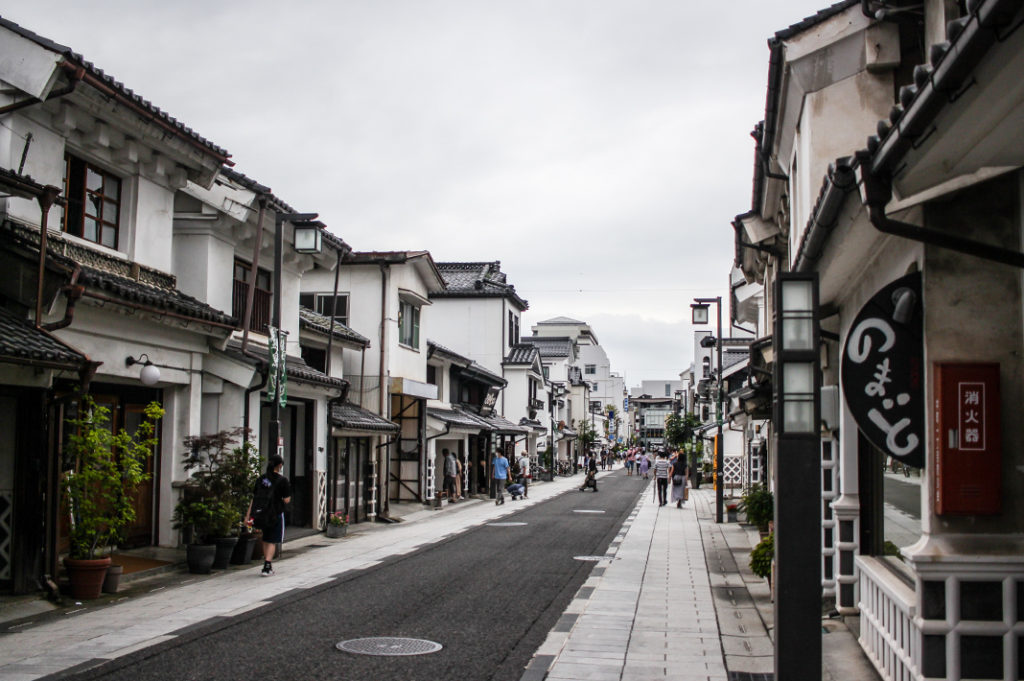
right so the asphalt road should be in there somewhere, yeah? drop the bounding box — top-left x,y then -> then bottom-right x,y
883,473 -> 922,518
53,470 -> 644,681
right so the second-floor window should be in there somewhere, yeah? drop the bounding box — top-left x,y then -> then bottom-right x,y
300,292 -> 349,325
63,153 -> 121,249
232,259 -> 271,333
398,300 -> 420,348
585,364 -> 596,375
665,383 -> 671,397
427,364 -> 442,400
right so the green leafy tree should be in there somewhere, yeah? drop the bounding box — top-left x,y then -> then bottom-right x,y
575,418 -> 599,453
63,397 -> 164,559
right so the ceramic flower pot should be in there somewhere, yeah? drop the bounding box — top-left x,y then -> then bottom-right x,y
64,556 -> 111,600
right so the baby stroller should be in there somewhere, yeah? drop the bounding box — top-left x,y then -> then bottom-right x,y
506,482 -> 525,500
578,469 -> 598,492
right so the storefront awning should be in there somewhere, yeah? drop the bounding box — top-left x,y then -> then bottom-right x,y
330,402 -> 399,436
427,407 -> 487,433
475,412 -> 530,435
519,418 -> 548,433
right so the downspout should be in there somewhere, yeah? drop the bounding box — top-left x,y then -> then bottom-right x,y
240,196 -> 268,355
378,262 -> 389,414
378,262 -> 390,515
41,264 -> 83,331
857,158 -> 1024,269
34,186 -> 61,327
324,245 -> 343,376
243,371 -> 267,436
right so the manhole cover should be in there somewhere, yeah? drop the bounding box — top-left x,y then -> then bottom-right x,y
336,637 -> 442,656
574,509 -> 605,514
489,521 -> 527,526
574,555 -> 610,561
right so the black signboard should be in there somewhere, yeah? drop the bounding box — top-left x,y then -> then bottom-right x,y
841,272 -> 924,468
480,386 -> 501,417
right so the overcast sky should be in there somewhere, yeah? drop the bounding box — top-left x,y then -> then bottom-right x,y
7,1 -> 829,386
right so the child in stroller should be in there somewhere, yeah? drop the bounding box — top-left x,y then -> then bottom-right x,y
506,482 -> 526,500
578,469 -> 598,492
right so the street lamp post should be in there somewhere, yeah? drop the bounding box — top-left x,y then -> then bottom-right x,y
268,211 -> 318,460
692,297 -> 724,524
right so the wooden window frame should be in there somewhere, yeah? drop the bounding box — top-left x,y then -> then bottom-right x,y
62,153 -> 122,249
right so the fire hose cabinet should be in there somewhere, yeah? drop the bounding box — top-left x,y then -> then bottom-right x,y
933,362 -> 1001,515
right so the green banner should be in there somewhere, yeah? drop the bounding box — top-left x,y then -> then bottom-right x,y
267,326 -> 287,407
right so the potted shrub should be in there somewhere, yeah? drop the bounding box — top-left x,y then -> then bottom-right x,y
173,429 -> 258,572
741,484 -> 774,534
326,511 -> 348,538
749,532 -> 774,581
62,397 -> 163,598
172,495 -> 236,573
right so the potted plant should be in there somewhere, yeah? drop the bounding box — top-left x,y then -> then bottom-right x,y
172,495 -> 237,573
741,484 -> 774,534
749,532 -> 773,581
62,396 -> 163,598
326,511 -> 348,538
726,501 -> 740,523
173,428 -> 257,572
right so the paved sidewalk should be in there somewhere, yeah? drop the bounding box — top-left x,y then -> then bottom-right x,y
525,486 -> 727,681
524,484 -> 882,681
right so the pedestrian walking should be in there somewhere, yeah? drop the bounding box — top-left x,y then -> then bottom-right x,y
442,448 -> 458,503
639,451 -> 650,479
670,452 -> 688,508
578,452 -> 599,492
246,454 -> 291,576
492,450 -> 510,505
653,451 -> 671,506
517,451 -> 531,498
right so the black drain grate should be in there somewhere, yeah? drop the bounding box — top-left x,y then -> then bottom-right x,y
336,637 -> 442,656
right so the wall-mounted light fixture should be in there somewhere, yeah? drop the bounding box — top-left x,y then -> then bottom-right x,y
125,354 -> 160,386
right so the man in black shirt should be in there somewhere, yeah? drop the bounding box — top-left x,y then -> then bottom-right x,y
247,454 -> 292,576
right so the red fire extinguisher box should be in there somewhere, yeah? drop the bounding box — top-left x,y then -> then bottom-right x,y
933,362 -> 1002,515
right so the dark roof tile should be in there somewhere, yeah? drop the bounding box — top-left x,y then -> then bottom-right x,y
0,307 -> 88,367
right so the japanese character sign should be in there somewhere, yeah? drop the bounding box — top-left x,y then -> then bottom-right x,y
841,273 -> 924,468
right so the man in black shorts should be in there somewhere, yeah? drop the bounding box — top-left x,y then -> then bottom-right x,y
247,454 -> 291,576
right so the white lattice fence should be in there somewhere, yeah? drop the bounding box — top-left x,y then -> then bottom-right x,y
723,455 -> 742,488
316,471 -> 327,530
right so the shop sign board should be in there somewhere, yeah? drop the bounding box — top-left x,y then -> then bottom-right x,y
841,273 -> 924,468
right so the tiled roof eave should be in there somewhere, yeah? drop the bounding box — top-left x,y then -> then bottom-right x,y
867,0 -> 1021,179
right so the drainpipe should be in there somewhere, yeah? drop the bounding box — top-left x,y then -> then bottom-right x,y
240,196 -> 268,355
34,186 -> 61,327
378,262 -> 390,515
41,264 -> 83,332
857,158 -> 1024,269
324,245 -> 344,376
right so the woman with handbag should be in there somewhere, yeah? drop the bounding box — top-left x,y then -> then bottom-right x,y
670,451 -> 688,508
